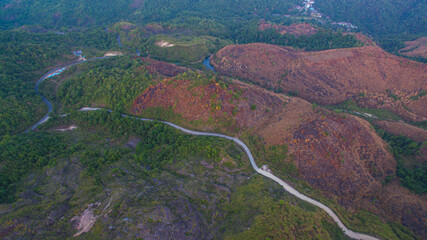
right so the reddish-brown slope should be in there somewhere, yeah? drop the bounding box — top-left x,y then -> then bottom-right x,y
131,77 -> 426,237
258,22 -> 318,36
131,78 -> 289,131
288,114 -> 394,205
210,43 -> 427,121
350,33 -> 376,46
139,57 -> 188,77
400,37 -> 427,59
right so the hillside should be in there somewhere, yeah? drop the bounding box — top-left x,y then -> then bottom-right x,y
2,110 -> 347,239
1,0 -> 426,239
131,75 -> 426,238
210,43 -> 427,121
2,41 -> 424,238
34,54 -> 426,238
400,37 -> 427,59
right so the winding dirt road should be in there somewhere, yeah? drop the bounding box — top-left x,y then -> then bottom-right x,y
79,108 -> 379,240
28,59 -> 379,240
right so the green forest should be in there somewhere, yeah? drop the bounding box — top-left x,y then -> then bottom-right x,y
233,24 -> 361,50
0,0 -> 299,29
2,0 -> 425,55
55,57 -> 153,112
0,109 -> 227,203
375,127 -> 426,194
0,28 -> 119,137
314,0 -> 427,53
314,0 -> 426,38
1,110 -> 415,240
0,31 -> 69,136
0,1 -> 426,239
0,11 -> 366,137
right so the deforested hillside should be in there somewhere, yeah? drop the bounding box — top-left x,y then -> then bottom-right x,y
130,74 -> 426,238
210,43 -> 427,121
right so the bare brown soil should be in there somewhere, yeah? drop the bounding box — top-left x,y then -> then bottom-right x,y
349,33 -> 376,46
400,37 -> 427,59
71,205 -> 98,237
51,124 -> 77,132
103,51 -> 123,57
131,78 -> 290,132
139,57 -> 188,77
210,43 -> 427,121
131,77 -> 426,237
258,21 -> 318,36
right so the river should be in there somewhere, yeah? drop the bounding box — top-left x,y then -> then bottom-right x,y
26,57 -> 110,132
117,35 -> 122,47
203,56 -> 215,71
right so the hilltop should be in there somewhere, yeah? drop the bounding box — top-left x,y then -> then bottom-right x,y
210,43 -> 427,122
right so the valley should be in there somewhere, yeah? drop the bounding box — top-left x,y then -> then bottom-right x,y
23,57 -> 379,239
0,1 -> 426,239
10,48 -> 423,239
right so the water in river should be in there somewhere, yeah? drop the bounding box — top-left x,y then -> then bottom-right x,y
203,56 -> 215,71
117,35 -> 122,47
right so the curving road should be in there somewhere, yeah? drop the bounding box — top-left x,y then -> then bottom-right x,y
29,59 -> 379,240
79,108 -> 379,240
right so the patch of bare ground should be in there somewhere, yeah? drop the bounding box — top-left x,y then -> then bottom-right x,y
71,203 -> 99,237
103,51 -> 123,57
155,40 -> 175,48
399,37 -> 427,59
51,124 -> 78,132
131,76 -> 426,237
210,43 -> 427,121
139,57 -> 187,77
258,21 -> 318,36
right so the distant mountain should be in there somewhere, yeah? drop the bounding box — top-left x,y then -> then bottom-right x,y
0,0 -> 299,28
314,0 -> 427,38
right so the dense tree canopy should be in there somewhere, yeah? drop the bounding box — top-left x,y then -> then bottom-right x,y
0,0 -> 299,29
376,127 -> 426,194
314,0 -> 427,38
